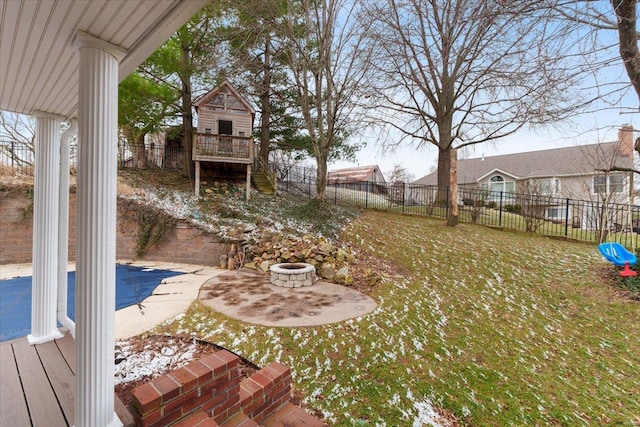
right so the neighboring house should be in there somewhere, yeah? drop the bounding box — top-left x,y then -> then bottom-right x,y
192,80 -> 256,196
327,165 -> 387,194
414,125 -> 636,229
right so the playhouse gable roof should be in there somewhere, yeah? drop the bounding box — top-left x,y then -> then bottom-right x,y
194,80 -> 255,116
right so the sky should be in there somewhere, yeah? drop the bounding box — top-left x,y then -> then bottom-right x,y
327,5 -> 639,183
328,100 -> 638,181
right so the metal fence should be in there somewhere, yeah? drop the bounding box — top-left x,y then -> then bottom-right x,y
0,142 -> 34,173
117,142 -> 183,170
277,172 -> 640,250
1,141 -> 184,172
4,142 -> 639,250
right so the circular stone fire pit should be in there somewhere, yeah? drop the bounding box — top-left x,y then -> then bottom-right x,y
269,263 -> 316,288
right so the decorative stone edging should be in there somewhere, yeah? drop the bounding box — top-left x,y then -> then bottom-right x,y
269,263 -> 316,288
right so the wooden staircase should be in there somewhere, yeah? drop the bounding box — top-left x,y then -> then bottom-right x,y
251,169 -> 276,195
251,158 -> 276,195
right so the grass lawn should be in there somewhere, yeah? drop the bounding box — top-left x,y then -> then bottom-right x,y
154,211 -> 640,426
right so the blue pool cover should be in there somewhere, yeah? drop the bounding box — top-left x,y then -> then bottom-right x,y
0,264 -> 182,342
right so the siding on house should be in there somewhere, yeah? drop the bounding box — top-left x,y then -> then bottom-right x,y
196,112 -> 253,137
414,126 -> 636,203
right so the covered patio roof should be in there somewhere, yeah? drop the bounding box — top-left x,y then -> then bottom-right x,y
1,1 -> 208,426
0,0 -> 206,118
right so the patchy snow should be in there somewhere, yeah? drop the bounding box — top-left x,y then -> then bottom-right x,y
114,337 -> 197,385
118,181 -> 355,246
407,390 -> 448,427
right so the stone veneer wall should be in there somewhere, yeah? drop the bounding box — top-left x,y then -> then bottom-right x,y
0,189 -> 227,266
130,350 -> 292,427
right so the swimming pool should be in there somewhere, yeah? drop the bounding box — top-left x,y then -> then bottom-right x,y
0,264 -> 183,342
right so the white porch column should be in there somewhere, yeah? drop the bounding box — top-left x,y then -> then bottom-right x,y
58,120 -> 78,336
75,31 -> 126,427
28,111 -> 65,345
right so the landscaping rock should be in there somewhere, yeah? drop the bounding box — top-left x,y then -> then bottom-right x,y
259,260 -> 272,272
238,232 -> 357,286
320,263 -> 336,280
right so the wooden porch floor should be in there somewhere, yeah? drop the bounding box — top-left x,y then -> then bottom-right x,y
0,333 -> 134,427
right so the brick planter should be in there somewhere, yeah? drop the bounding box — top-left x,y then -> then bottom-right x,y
130,351 -> 294,427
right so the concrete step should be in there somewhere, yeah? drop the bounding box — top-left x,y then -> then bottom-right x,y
220,411 -> 259,427
171,410 -> 219,427
260,403 -> 326,427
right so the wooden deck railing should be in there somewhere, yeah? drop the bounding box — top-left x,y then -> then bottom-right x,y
193,134 -> 252,164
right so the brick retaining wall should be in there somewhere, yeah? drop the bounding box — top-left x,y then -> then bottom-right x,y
0,190 -> 227,266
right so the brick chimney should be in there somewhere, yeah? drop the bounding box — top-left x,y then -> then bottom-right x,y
618,124 -> 634,157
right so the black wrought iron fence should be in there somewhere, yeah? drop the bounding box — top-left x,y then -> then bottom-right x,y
279,175 -> 640,250
117,142 -> 183,170
0,142 -> 34,173
5,141 -> 639,250
2,141 -> 184,172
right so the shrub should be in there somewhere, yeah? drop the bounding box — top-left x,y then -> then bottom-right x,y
504,204 -> 522,214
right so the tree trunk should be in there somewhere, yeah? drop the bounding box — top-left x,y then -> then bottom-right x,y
447,147 -> 459,226
259,34 -> 271,168
135,133 -> 147,169
437,146 -> 451,205
316,153 -> 328,201
612,0 -> 640,106
180,37 -> 194,180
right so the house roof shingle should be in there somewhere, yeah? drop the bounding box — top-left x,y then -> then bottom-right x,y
327,165 -> 384,183
414,141 -> 634,185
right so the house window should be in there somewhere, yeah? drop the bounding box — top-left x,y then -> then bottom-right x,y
546,206 -> 569,220
593,173 -> 625,195
534,178 -> 560,195
486,175 -> 515,193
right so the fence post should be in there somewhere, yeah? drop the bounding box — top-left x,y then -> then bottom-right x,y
564,198 -> 570,236
365,181 -> 369,209
445,187 -> 449,219
334,184 -> 337,205
402,182 -> 406,213
499,191 -> 503,227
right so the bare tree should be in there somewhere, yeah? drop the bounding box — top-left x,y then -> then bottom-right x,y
0,111 -> 35,169
361,0 -> 592,225
278,0 -> 369,200
387,163 -> 414,184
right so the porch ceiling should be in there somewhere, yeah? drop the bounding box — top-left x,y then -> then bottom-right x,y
0,0 -> 207,119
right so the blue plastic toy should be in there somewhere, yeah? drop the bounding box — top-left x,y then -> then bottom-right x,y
598,242 -> 637,276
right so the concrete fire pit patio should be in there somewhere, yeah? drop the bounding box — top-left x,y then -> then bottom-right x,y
198,269 -> 377,327
269,262 -> 316,288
